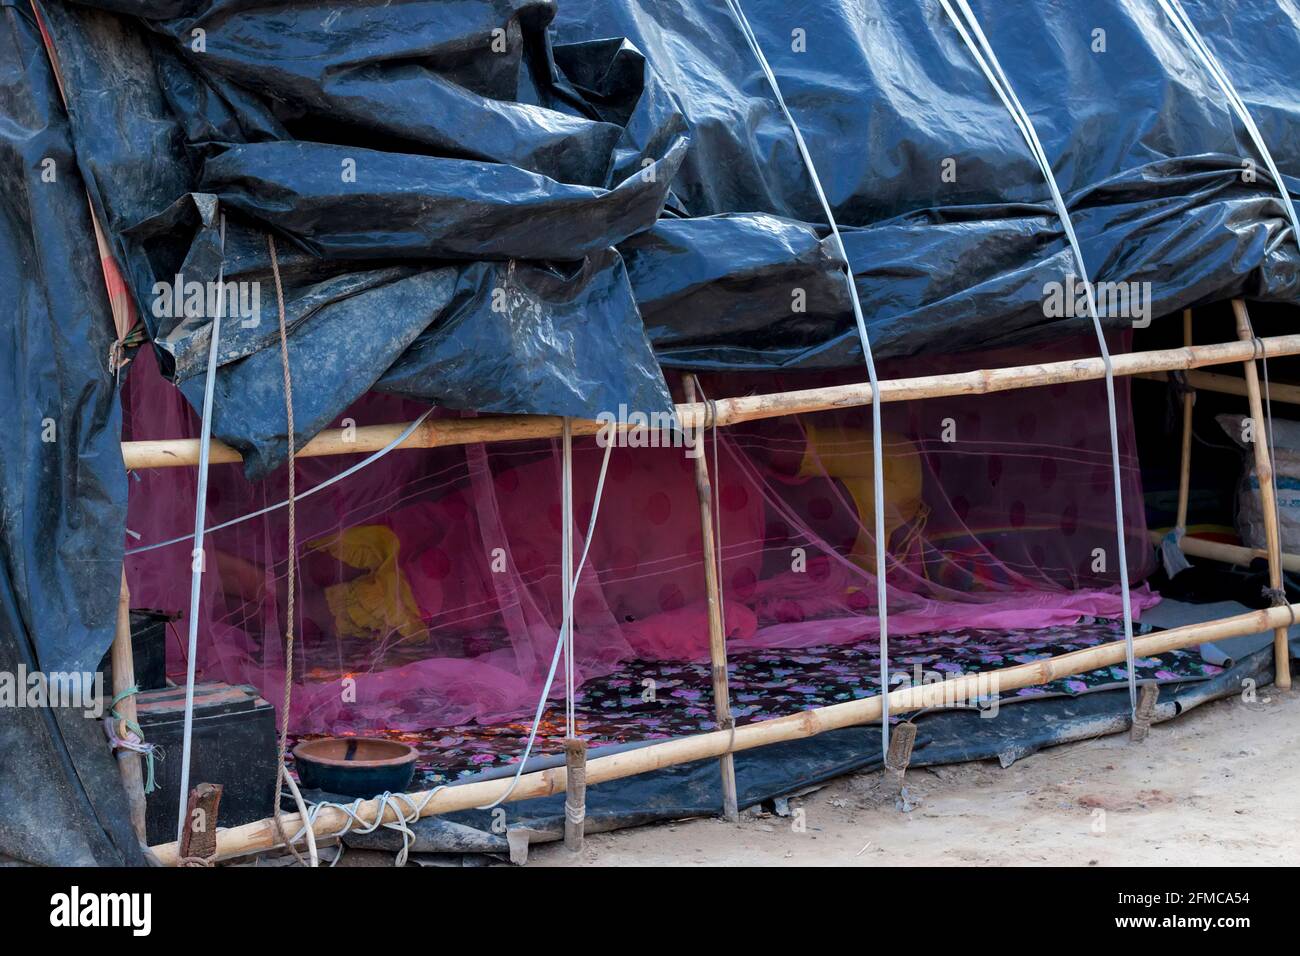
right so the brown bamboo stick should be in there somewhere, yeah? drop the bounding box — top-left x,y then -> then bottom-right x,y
121,333 -> 1300,470
148,601 -> 1300,865
1136,368 -> 1300,407
1233,301 -> 1292,689
110,569 -> 148,844
563,738 -> 587,852
683,374 -> 739,822
1146,529 -> 1300,574
1176,310 -> 1195,530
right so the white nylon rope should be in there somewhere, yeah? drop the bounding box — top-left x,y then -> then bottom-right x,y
562,418 -> 576,737
1157,0 -> 1300,243
938,0 -> 1140,714
477,431 -> 615,810
175,213 -> 227,841
1157,0 -> 1300,602
125,407 -> 436,555
723,0 -> 895,753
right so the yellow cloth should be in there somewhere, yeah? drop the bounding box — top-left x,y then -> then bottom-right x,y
796,420 -> 923,572
310,525 -> 425,640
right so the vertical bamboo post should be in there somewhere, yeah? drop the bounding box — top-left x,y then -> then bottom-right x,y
683,374 -> 740,821
563,738 -> 587,852
1233,299 -> 1292,689
111,568 -> 148,843
1175,309 -> 1195,531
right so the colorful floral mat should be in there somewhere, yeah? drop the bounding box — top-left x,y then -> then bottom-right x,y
292,618 -> 1220,786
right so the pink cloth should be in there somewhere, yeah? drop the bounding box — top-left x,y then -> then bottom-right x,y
123,334 -> 1158,734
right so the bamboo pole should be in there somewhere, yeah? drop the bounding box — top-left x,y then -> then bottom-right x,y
1233,301 -> 1292,690
121,334 -> 1300,470
149,601 -> 1300,865
1136,369 -> 1300,407
563,738 -> 587,852
1146,529 -> 1300,574
110,569 -> 148,844
683,375 -> 739,822
1176,310 -> 1195,531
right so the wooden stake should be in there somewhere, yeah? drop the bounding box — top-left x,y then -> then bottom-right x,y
1233,300 -> 1292,690
1175,310 -> 1195,531
110,568 -> 147,844
683,374 -> 739,822
178,783 -> 223,864
563,738 -> 588,853
1129,683 -> 1159,743
148,601 -> 1300,865
884,720 -> 917,805
121,334 -> 1300,470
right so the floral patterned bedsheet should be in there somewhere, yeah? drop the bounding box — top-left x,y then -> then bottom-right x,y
292,618 -> 1219,785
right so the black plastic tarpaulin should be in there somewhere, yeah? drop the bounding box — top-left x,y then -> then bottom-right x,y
0,1 -> 144,866
35,0 -> 1300,478
4,0 -> 1300,865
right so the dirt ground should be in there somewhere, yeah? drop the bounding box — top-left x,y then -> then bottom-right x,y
530,683 -> 1300,867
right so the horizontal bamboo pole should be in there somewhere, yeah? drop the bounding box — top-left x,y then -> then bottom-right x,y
1148,529 -> 1300,574
1136,368 -> 1300,406
122,333 -> 1300,470
149,602 -> 1300,865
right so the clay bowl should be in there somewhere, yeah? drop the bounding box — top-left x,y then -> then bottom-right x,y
292,737 -> 418,798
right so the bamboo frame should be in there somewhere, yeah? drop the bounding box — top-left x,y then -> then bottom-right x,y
121,334 -> 1300,470
129,320 -> 1300,865
1176,310 -> 1195,530
111,569 -> 148,844
682,374 -> 739,821
1233,302 -> 1292,690
1136,368 -> 1300,407
1147,529 -> 1300,574
148,602 -> 1300,864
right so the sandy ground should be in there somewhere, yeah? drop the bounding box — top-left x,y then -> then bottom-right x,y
528,683 -> 1300,867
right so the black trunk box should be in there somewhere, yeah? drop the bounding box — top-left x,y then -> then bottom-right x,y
137,682 -> 277,846
98,609 -> 172,692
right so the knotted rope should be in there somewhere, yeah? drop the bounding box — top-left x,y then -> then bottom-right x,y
104,685 -> 159,794
266,233 -> 306,866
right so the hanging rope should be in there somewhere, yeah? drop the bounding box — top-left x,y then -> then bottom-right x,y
265,233 -> 308,866
723,0 -> 894,752
938,0 -> 1139,715
175,212 -> 227,841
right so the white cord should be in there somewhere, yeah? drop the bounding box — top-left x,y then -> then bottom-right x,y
1156,0 -> 1300,586
126,408 -> 436,555
477,434 -> 615,810
938,0 -> 1139,716
723,0 -> 893,754
286,786 -> 446,867
1156,0 -> 1299,242
562,418 -> 576,737
176,213 -> 227,842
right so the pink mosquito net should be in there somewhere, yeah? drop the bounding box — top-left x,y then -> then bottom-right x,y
122,334 -> 1158,736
